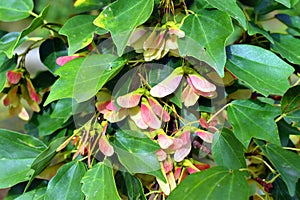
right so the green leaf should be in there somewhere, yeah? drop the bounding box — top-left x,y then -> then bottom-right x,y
14,187 -> 46,200
0,55 -> 17,92
271,34 -> 300,65
205,0 -> 247,29
45,161 -> 87,200
0,6 -> 49,58
271,176 -> 300,200
247,22 -> 274,43
39,38 -> 67,73
227,100 -> 281,148
112,129 -> 165,182
44,57 -> 85,105
278,119 -> 300,147
168,166 -> 249,200
0,0 -> 34,22
81,161 -> 121,200
0,129 -> 46,188
212,128 -> 246,169
59,15 -> 107,55
226,44 -> 294,96
45,54 -> 126,105
274,0 -> 299,7
178,11 -> 233,77
51,98 -> 73,123
281,85 -> 300,126
30,137 -> 66,178
256,141 -> 300,196
73,54 -> 126,102
93,0 -> 154,56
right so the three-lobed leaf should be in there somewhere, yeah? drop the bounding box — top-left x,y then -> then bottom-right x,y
94,0 -> 154,56
178,11 -> 233,77
212,128 -> 246,169
44,161 -> 87,200
168,166 -> 249,200
81,161 -> 121,200
0,129 -> 46,188
227,100 -> 281,148
226,44 -> 294,96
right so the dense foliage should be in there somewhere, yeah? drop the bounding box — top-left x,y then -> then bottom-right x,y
0,0 -> 300,199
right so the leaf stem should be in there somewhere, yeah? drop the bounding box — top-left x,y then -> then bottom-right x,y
29,11 -> 39,18
266,173 -> 281,184
274,114 -> 286,123
283,147 -> 300,151
207,103 -> 230,124
249,156 -> 276,173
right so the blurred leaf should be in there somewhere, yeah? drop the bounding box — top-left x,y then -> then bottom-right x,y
274,0 -> 299,7
271,34 -> 300,65
81,161 -> 121,200
112,129 -> 165,182
254,0 -> 285,15
178,11 -> 233,77
281,85 -> 300,126
277,119 -> 300,147
59,15 -> 107,55
205,0 -> 247,29
247,22 -> 274,43
227,100 -> 281,148
94,0 -> 154,56
39,38 -> 67,73
0,6 -> 49,58
0,129 -> 46,188
256,140 -> 300,196
74,0 -> 110,12
276,14 -> 300,30
212,128 -> 246,169
14,187 -> 46,200
0,55 -> 17,92
226,44 -> 294,96
168,167 -> 249,200
45,161 -> 86,200
0,0 -> 34,22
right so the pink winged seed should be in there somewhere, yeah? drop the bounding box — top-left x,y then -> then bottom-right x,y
141,98 -> 161,129
158,133 -> 173,149
150,70 -> 183,98
128,107 -> 149,129
147,97 -> 170,122
187,74 -> 216,93
181,84 -> 199,107
6,70 -> 22,84
195,130 -> 214,143
98,135 -> 114,156
117,92 -> 142,108
173,131 -> 191,162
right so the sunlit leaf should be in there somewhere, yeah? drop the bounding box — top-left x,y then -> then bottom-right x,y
94,0 -> 154,56
59,15 -> 107,55
81,161 -> 121,200
226,44 -> 294,96
178,11 -> 233,76
168,167 -> 249,200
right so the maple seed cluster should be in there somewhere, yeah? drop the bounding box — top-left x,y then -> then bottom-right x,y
0,69 -> 41,120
